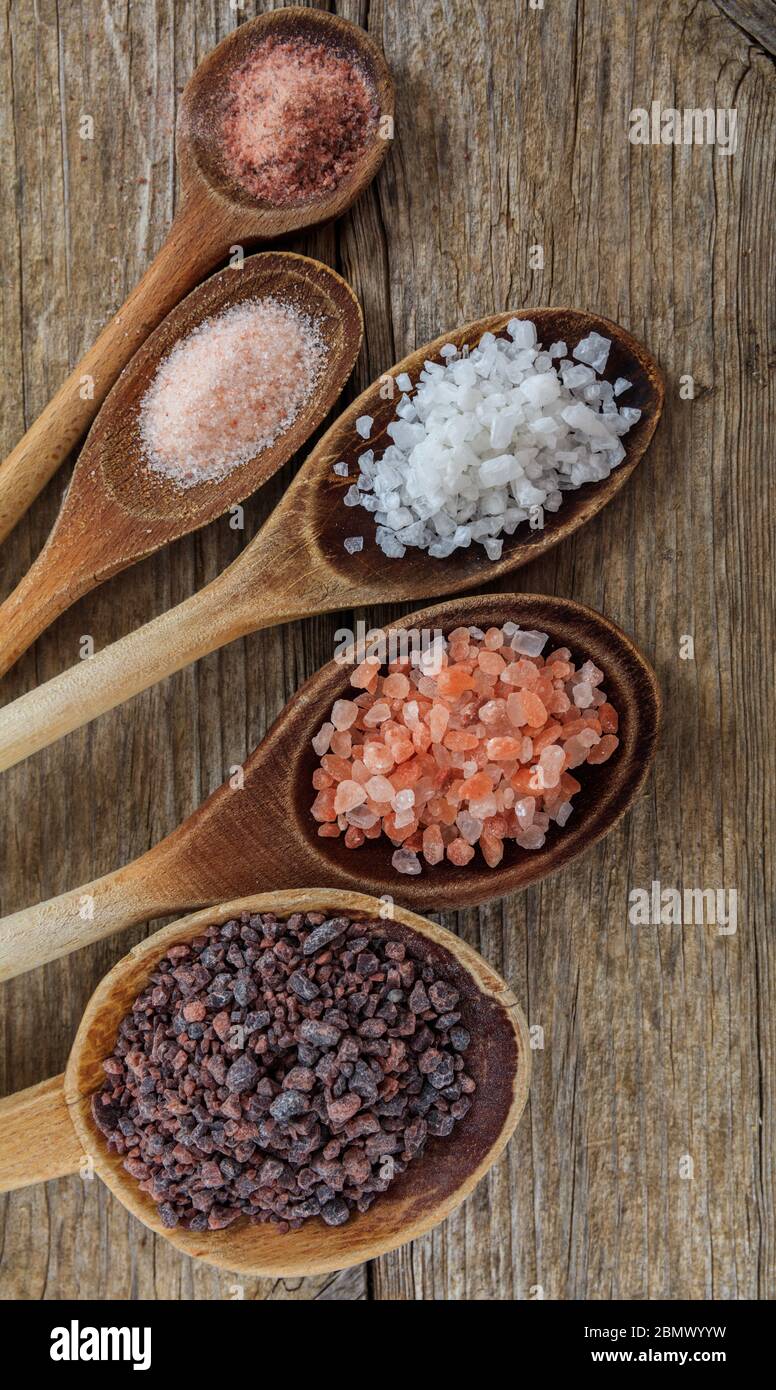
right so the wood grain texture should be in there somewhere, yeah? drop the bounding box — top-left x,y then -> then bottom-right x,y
1,0 -> 774,1303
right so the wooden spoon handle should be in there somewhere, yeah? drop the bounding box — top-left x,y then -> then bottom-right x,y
0,1076 -> 85,1191
0,200 -> 224,546
0,852 -> 195,982
0,544 -> 320,771
0,568 -> 254,771
0,536 -> 98,678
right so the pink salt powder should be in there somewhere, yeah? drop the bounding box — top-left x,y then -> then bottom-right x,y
221,35 -> 379,207
140,298 -> 325,488
309,625 -> 622,874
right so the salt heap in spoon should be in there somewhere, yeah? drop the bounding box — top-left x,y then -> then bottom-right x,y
344,322 -> 641,560
140,297 -> 325,488
310,623 -> 620,875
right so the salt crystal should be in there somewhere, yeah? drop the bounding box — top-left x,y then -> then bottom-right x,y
572,681 -> 594,708
392,849 -> 422,875
511,629 -> 548,657
613,377 -> 631,396
343,536 -> 364,554
572,331 -> 612,374
508,319 -> 537,348
312,722 -> 334,755
331,699 -> 359,730
516,827 -> 546,850
355,415 -> 373,438
333,461 -> 349,476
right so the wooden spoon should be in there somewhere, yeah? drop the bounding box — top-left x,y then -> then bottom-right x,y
0,252 -> 362,677
0,594 -> 659,982
0,7 -> 393,544
0,889 -> 530,1277
0,309 -> 663,771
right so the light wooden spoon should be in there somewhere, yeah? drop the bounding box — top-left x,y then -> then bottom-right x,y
0,7 -> 393,544
0,309 -> 663,771
0,252 -> 362,677
0,889 -> 530,1277
0,594 -> 659,983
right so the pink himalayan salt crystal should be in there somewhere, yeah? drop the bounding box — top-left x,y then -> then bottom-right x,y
309,624 -> 621,870
366,775 -> 395,803
311,722 -> 334,756
447,837 -> 476,866
220,36 -> 379,208
331,699 -> 359,730
140,298 -> 325,488
422,825 -> 445,865
392,849 -> 422,876
329,730 -> 352,757
333,780 -> 366,814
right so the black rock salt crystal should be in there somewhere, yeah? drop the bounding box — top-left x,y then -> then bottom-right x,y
302,917 -> 350,955
288,969 -> 320,1001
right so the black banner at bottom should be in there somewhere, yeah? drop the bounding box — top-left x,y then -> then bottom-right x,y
3,1297 -> 764,1376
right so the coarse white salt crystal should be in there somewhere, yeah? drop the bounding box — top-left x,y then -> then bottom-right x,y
355,415 -> 373,438
333,460 -> 349,476
140,297 -> 325,488
396,372 -> 413,392
614,377 -> 632,396
343,485 -> 361,507
573,331 -> 612,374
508,319 -> 537,348
348,319 -> 641,563
343,536 -> 364,553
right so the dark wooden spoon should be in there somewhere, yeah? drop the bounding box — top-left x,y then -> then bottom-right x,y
0,7 -> 393,543
0,252 -> 362,677
0,309 -> 663,770
0,889 -> 530,1277
0,594 -> 659,982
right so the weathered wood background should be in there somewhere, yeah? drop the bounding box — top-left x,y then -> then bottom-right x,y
1,0 -> 774,1301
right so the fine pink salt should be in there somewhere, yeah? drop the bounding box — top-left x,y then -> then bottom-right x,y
221,35 -> 379,207
309,625 -> 622,874
140,298 -> 325,488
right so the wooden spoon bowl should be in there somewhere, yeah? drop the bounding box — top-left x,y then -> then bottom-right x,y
0,252 -> 363,677
0,890 -> 530,1278
0,594 -> 659,982
180,7 -> 394,231
0,309 -> 663,770
0,7 -> 393,543
284,594 -> 661,899
308,308 -> 664,597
